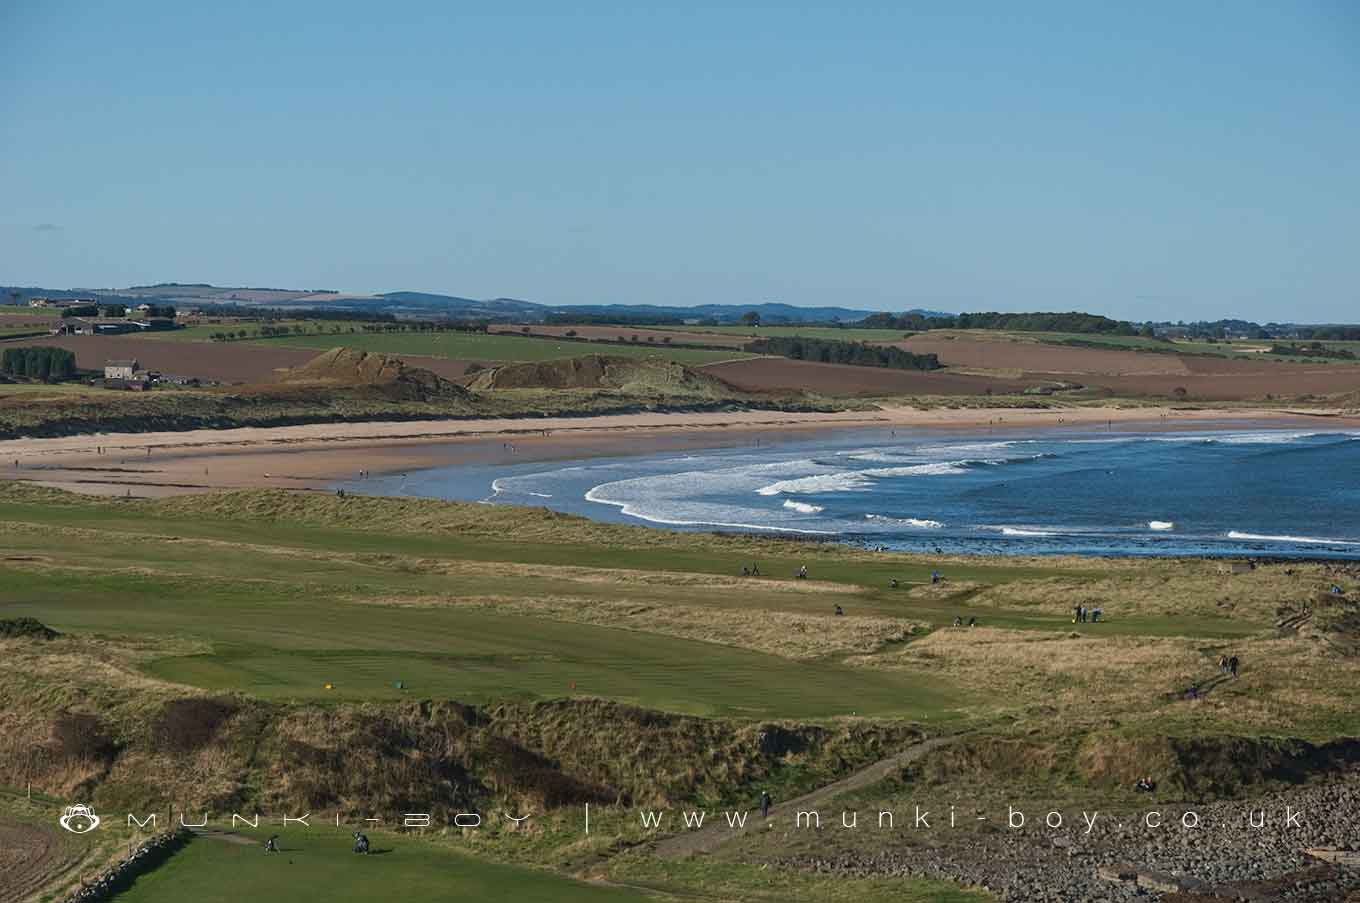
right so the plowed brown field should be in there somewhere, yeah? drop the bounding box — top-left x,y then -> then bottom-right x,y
1,336 -> 478,383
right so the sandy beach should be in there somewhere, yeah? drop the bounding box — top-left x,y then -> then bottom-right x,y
1,404 -> 1354,497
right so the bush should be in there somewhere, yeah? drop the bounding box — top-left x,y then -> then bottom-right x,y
153,697 -> 237,753
50,713 -> 117,761
0,617 -> 59,639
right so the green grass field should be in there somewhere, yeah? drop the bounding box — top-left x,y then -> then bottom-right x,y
0,494 -> 965,719
111,831 -> 652,903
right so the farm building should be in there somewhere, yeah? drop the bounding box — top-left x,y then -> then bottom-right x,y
104,359 -> 139,380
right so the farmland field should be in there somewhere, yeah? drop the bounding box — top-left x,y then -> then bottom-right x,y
243,331 -> 754,365
652,324 -> 913,343
126,323 -> 758,367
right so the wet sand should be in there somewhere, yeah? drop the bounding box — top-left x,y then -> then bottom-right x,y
0,405 -> 1353,497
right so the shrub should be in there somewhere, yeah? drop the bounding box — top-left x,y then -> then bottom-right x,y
50,713 -> 117,761
153,697 -> 237,753
0,617 -> 59,639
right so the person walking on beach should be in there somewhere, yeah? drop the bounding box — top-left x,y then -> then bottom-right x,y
751,562 -> 760,577
760,791 -> 771,819
1229,655 -> 1239,679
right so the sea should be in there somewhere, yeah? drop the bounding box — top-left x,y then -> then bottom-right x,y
344,427 -> 1360,559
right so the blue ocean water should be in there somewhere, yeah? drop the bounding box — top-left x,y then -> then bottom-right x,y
348,428 -> 1360,558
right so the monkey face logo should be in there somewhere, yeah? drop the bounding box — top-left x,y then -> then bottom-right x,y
59,804 -> 101,834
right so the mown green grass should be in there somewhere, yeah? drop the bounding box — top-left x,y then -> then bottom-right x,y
0,487 -> 1267,722
110,830 -> 653,903
0,565 -> 958,718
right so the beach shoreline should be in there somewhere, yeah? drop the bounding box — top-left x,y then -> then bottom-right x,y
1,404 -> 1355,497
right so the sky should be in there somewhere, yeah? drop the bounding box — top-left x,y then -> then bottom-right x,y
2,2 -> 1357,322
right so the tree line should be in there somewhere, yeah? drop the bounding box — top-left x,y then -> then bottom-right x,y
1,346 -> 78,382
744,336 -> 940,371
860,310 -> 1139,335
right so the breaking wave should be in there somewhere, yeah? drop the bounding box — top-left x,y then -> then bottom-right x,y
985,525 -> 1059,537
756,472 -> 872,496
584,484 -> 837,535
1148,521 -> 1175,531
865,514 -> 944,529
782,500 -> 824,514
1227,531 -> 1360,546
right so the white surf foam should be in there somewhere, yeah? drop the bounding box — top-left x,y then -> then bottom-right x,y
1215,431 -> 1319,445
756,471 -> 871,496
584,484 -> 837,534
983,524 -> 1059,537
782,500 -> 824,514
865,514 -> 944,529
1148,521 -> 1175,531
863,461 -> 974,477
1227,530 -> 1360,546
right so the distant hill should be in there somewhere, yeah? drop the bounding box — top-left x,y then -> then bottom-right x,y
2,283 -> 947,324
539,302 -> 896,324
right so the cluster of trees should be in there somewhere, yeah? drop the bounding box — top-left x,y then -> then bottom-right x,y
210,318 -> 492,342
200,304 -> 395,322
745,336 -> 940,371
1268,341 -> 1356,360
861,310 -> 1139,335
60,304 -> 101,319
1,346 -> 78,382
1296,325 -> 1360,341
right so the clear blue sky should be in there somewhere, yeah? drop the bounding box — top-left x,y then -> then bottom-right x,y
3,2 -> 1357,321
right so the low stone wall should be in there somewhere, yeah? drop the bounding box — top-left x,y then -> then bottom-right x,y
62,829 -> 189,902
